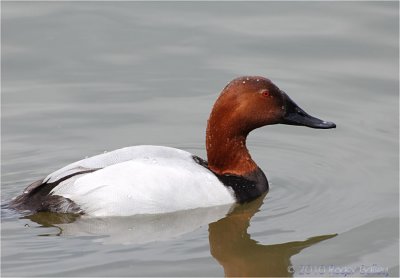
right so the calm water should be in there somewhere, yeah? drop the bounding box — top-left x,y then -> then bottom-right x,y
1,2 -> 399,277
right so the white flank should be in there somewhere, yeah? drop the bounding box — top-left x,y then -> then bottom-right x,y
49,145 -> 235,216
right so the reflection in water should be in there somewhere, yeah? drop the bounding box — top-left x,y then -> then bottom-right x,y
25,196 -> 336,276
24,204 -> 233,244
209,196 -> 337,277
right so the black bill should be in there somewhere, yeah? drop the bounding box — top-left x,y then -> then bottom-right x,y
281,93 -> 336,129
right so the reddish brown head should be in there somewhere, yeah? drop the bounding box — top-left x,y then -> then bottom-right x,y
206,76 -> 335,176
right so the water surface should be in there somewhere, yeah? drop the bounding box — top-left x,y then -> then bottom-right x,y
2,2 -> 399,277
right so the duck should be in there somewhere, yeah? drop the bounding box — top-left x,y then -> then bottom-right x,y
9,76 -> 335,217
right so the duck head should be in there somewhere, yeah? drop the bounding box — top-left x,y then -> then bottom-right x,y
206,76 -> 335,175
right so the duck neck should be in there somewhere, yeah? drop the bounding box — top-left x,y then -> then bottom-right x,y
206,121 -> 258,176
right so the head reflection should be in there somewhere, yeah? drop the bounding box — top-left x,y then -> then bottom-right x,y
208,195 -> 336,277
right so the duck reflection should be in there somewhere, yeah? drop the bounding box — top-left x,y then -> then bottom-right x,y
24,204 -> 233,244
209,195 -> 336,277
24,195 -> 335,276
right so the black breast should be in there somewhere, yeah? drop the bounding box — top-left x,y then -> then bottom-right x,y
192,156 -> 269,203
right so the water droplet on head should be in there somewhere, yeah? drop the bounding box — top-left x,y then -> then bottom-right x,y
281,105 -> 285,110
246,77 -> 249,81
242,81 -> 246,84
256,79 -> 259,82
323,121 -> 327,124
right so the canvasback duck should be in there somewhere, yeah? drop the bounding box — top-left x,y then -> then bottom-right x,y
10,76 -> 335,216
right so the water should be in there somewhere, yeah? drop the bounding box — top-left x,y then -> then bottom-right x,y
1,2 -> 398,277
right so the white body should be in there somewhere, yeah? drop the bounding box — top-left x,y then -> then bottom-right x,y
48,145 -> 235,217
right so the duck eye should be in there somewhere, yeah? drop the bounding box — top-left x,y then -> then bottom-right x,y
262,91 -> 270,97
